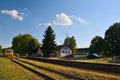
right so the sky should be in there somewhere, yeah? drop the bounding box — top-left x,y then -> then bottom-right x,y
0,0 -> 120,48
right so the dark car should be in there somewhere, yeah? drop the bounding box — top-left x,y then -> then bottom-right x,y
87,53 -> 101,59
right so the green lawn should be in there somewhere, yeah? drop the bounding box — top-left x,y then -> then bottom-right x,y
0,57 -> 43,80
50,55 -> 113,64
73,57 -> 112,63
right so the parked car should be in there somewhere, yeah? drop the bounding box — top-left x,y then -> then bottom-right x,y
65,54 -> 74,58
87,53 -> 101,59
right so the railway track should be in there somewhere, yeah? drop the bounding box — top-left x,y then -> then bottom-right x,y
11,58 -> 87,80
24,57 -> 120,75
11,59 -> 55,80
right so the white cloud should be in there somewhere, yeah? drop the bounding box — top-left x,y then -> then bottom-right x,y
53,13 -> 73,26
77,18 -> 88,24
1,10 -> 24,21
72,15 -> 88,25
44,23 -> 52,26
38,24 -> 42,27
38,13 -> 88,27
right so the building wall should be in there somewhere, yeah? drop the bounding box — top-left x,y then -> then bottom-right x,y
76,48 -> 89,54
59,46 -> 72,57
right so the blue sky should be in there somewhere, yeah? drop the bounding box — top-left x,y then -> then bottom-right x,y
0,0 -> 120,48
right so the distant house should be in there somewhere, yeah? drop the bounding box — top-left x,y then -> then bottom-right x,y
76,48 -> 89,55
36,44 -> 89,57
57,45 -> 72,57
36,44 -> 43,57
36,47 -> 43,56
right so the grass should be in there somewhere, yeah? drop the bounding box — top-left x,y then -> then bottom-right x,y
48,55 -> 113,64
13,59 -> 72,80
0,57 -> 43,80
73,57 -> 112,63
20,58 -> 120,80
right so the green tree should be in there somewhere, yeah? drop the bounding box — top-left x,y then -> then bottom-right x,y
0,45 -> 2,56
69,36 -> 77,53
42,26 -> 57,57
64,36 -> 70,45
89,36 -> 105,55
2,48 -> 5,56
28,38 -> 40,55
105,22 -> 120,56
12,34 -> 22,53
64,36 -> 77,53
12,34 -> 39,55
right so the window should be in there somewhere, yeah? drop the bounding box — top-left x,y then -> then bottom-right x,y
6,50 -> 12,53
65,51 -> 67,54
68,51 -> 70,53
62,51 -> 64,53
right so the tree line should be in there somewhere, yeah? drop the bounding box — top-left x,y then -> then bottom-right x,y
12,34 -> 40,56
1,22 -> 120,57
89,22 -> 120,57
11,26 -> 76,57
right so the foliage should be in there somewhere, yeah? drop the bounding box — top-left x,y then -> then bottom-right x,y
89,36 -> 105,55
42,26 -> 57,57
0,45 -> 2,55
90,22 -> 120,56
64,36 -> 77,53
105,22 -> 120,56
0,45 -> 2,53
64,36 -> 70,45
12,34 -> 39,55
69,36 -> 77,53
2,48 -> 6,56
2,48 -> 5,53
28,38 -> 40,55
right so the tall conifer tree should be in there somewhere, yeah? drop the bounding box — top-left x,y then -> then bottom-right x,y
42,26 -> 57,57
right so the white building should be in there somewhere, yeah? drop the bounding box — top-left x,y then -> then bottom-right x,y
57,45 -> 72,57
36,47 -> 43,56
